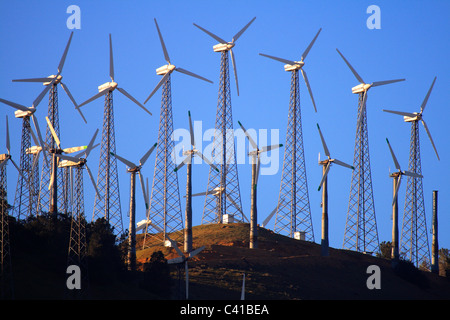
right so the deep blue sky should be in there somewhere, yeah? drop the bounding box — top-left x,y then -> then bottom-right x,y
1,0 -> 449,254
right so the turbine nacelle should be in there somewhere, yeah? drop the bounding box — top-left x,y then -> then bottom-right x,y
403,112 -> 421,122
156,63 -> 176,75
283,61 -> 305,72
25,146 -> 42,155
213,42 -> 235,52
98,81 -> 118,92
14,108 -> 36,118
58,158 -> 86,168
351,83 -> 372,94
43,74 -> 63,86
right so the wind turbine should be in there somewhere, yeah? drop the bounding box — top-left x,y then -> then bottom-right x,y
383,77 -> 438,268
336,48 -> 405,254
55,129 -> 100,294
174,111 -> 218,253
148,220 -> 204,300
259,28 -> 321,113
110,143 -> 157,271
143,18 -> 212,249
238,120 -> 283,249
0,115 -> 20,300
44,116 -> 88,215
12,32 -> 86,122
385,138 -> 422,266
193,17 -> 255,225
12,32 -> 86,216
316,124 -> 354,256
259,29 -> 321,241
78,34 -> 151,234
0,98 -> 47,218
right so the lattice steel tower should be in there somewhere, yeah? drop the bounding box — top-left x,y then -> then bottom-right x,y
336,48 -> 405,253
142,19 -> 212,246
383,77 -> 438,268
193,17 -> 256,224
0,98 -> 46,220
259,28 -> 321,240
79,34 -> 151,235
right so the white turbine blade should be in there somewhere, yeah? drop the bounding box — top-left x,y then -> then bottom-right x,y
58,31 -> 74,74
60,82 -> 87,124
0,98 -> 30,112
174,156 -> 190,172
255,156 -> 261,185
392,175 -> 402,207
318,162 -> 331,191
117,87 -> 153,116
188,111 -> 195,147
110,152 -> 137,168
403,170 -> 423,179
382,109 -> 416,118
167,256 -> 185,264
10,158 -> 22,177
195,150 -> 219,172
55,153 -> 79,162
258,53 -> 297,66
139,142 -> 157,166
188,245 -> 205,258
170,238 -> 184,257
191,191 -> 208,197
109,34 -> 114,81
421,119 -> 440,161
5,115 -> 10,154
332,158 -> 354,170
45,116 -> 61,148
316,123 -> 330,158
144,72 -> 170,104
238,121 -> 257,150
232,17 -> 256,43
85,163 -> 102,200
301,27 -> 322,61
371,79 -> 405,87
260,144 -> 283,153
386,138 -> 401,171
336,48 -> 364,84
31,114 -> 48,164
193,23 -> 227,44
261,203 -> 278,228
175,67 -> 213,84
63,145 -> 87,154
29,124 -> 39,146
420,76 -> 437,114
138,171 -> 149,210
48,170 -> 54,191
229,49 -> 239,96
84,129 -> 99,158
148,221 -> 164,233
154,18 -> 170,64
301,68 -> 317,112
12,77 -> 53,83
32,80 -> 55,108
78,88 -> 109,108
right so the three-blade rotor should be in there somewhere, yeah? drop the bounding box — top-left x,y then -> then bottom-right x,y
144,19 -> 213,104
193,17 -> 256,96
78,34 -> 152,116
259,28 -> 322,112
386,138 -> 423,209
383,77 -> 439,161
316,123 -> 354,191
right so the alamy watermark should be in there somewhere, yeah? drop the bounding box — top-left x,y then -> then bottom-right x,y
367,5 -> 381,29
67,5 -> 81,30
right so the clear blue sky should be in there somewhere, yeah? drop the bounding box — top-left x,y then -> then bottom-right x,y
1,0 -> 449,254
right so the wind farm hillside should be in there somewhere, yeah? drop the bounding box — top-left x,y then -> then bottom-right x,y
136,223 -> 450,300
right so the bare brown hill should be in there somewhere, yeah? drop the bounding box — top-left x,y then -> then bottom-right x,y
136,223 -> 450,300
